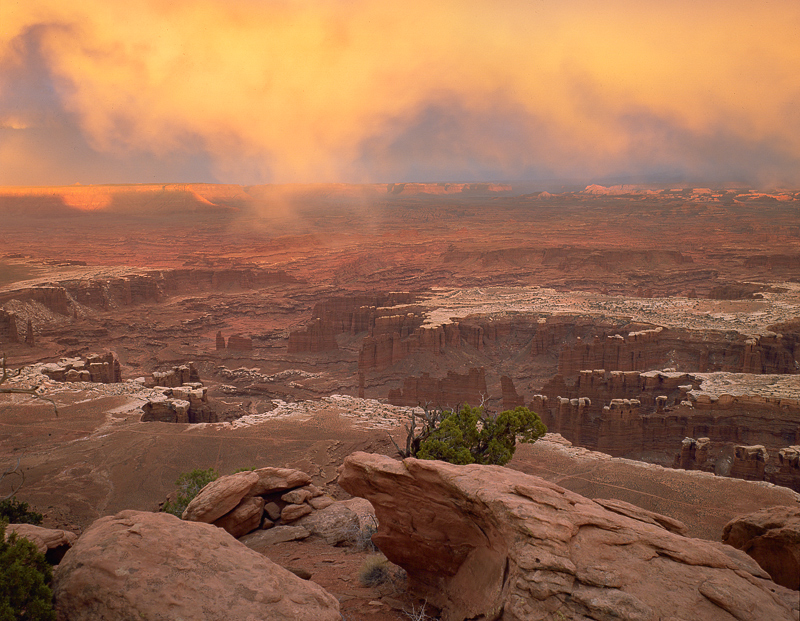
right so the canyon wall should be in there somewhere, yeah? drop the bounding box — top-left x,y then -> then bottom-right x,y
0,268 -> 299,316
288,292 -> 419,353
0,286 -> 71,315
387,367 -> 487,409
678,437 -> 800,492
555,325 -> 796,375
534,369 -> 800,463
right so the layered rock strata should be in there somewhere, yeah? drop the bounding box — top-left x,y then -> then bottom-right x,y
289,292 -> 419,354
0,268 -> 299,316
387,368 -> 487,409
536,370 -> 800,462
677,438 -> 800,491
149,362 -> 201,387
141,383 -> 214,423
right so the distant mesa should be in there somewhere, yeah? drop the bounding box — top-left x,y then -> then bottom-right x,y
0,183 -> 246,215
41,352 -> 122,384
216,331 -> 253,351
385,182 -> 512,195
583,183 -> 647,195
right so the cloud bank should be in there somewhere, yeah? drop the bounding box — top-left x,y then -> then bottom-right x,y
1,0 -> 799,186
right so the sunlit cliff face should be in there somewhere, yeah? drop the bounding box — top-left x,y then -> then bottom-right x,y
1,0 -> 799,186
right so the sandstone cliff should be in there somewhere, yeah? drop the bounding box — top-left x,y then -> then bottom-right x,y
387,368 -> 488,408
537,370 -> 800,466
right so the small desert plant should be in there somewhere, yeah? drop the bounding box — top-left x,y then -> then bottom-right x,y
404,600 -> 438,621
162,467 -> 219,517
348,516 -> 378,552
0,498 -> 43,525
358,554 -> 394,587
0,521 -> 56,621
233,466 -> 256,473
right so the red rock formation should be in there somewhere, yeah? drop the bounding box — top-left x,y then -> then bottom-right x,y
723,506 -> 800,590
0,286 -> 70,315
677,437 -> 713,471
339,452 -> 796,621
358,323 -> 462,371
150,362 -> 200,387
288,318 -> 338,353
289,293 -> 422,353
226,334 -> 252,351
387,368 -> 487,409
556,325 -> 796,376
537,369 -> 800,462
310,293 -> 417,334
159,268 -> 299,295
215,331 -> 225,350
24,319 -> 34,346
500,375 -> 524,410
41,352 -> 121,383
53,511 -> 341,621
772,446 -> 800,490
730,445 -> 769,481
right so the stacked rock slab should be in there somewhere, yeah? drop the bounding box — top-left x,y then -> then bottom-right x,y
149,362 -> 201,387
141,367 -> 214,423
40,352 -> 121,383
338,452 -> 797,621
181,467 -> 350,542
53,510 -> 341,620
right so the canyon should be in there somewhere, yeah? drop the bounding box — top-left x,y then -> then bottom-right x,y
1,182 -> 799,618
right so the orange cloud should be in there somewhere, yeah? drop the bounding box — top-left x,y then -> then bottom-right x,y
1,0 -> 799,185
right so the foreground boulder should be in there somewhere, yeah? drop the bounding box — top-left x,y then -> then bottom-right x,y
53,510 -> 340,620
338,452 -> 797,621
723,506 -> 800,590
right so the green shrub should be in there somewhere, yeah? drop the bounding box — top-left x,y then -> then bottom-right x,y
0,499 -> 43,526
406,405 -> 546,466
162,468 -> 219,517
0,522 -> 55,621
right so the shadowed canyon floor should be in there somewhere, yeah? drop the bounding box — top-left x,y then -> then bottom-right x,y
1,183 -> 799,618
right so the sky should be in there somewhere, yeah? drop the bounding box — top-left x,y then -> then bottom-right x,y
1,0 -> 799,187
